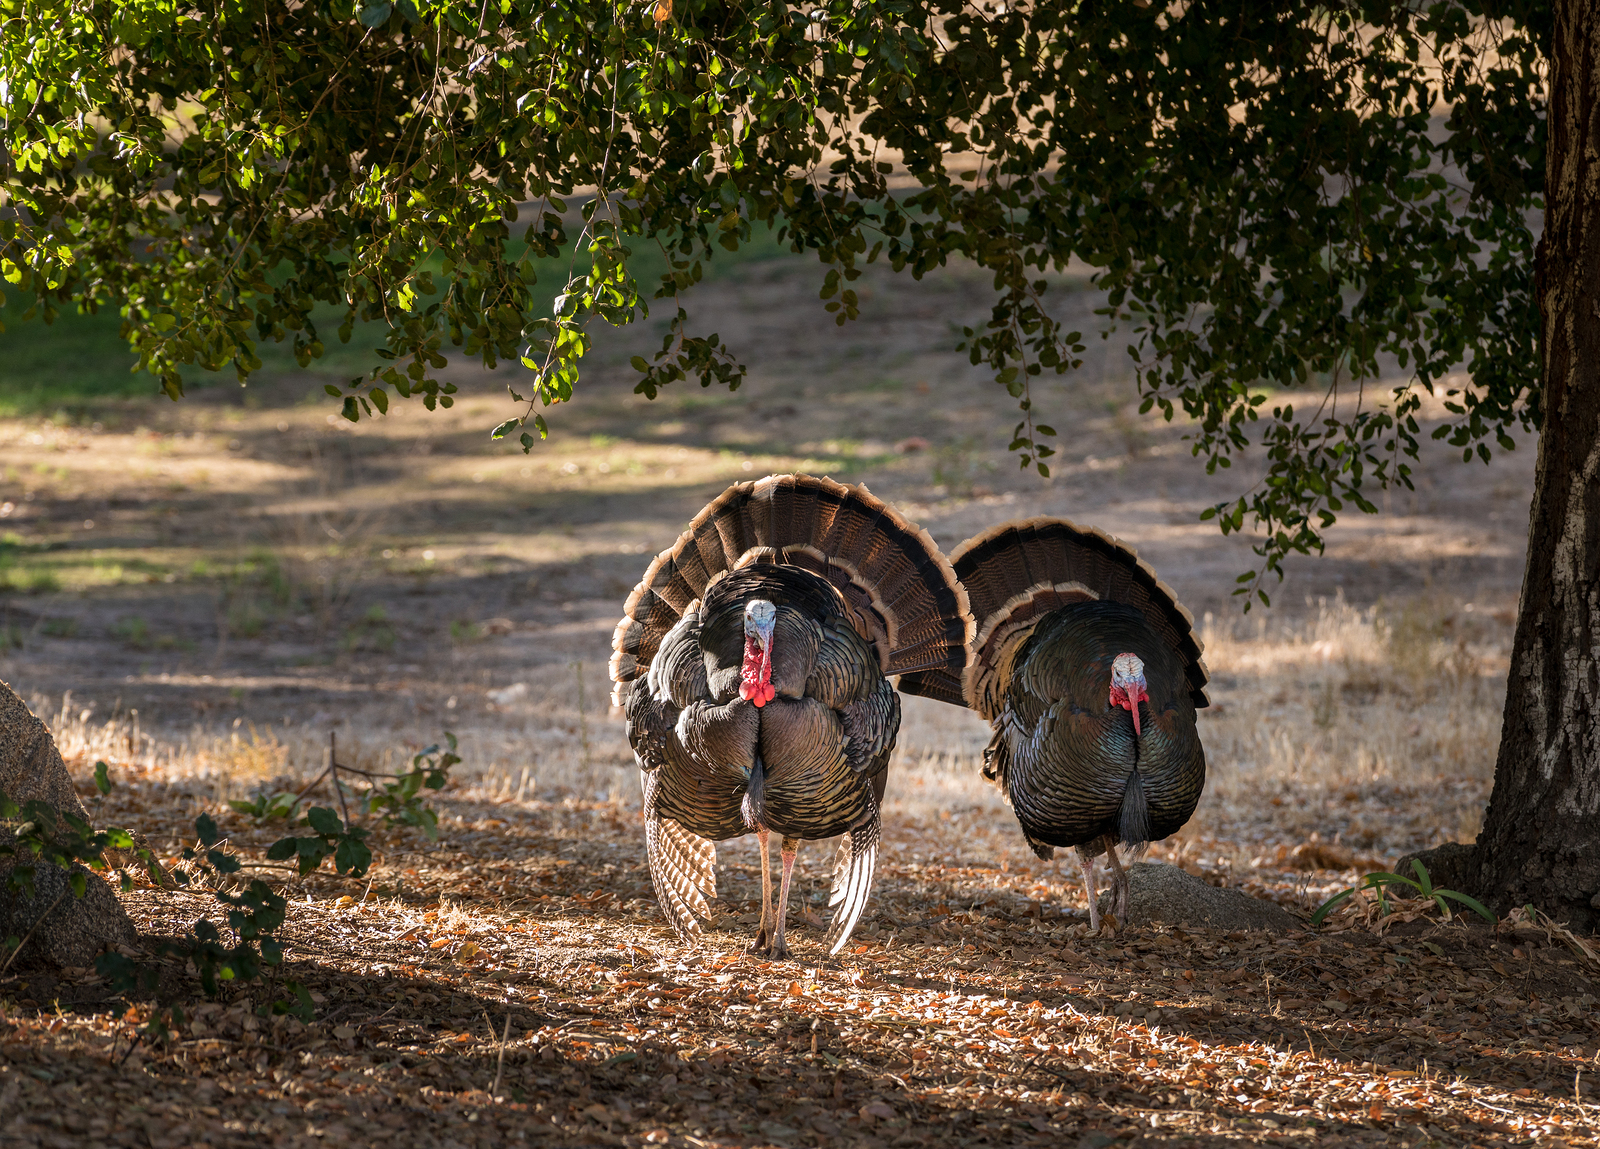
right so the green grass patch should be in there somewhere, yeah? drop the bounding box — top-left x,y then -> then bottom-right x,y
0,538 -> 182,593
0,295 -> 168,416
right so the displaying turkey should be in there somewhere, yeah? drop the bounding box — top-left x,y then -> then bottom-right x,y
611,474 -> 971,958
899,517 -> 1208,931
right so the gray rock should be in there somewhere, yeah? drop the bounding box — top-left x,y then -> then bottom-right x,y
1104,862 -> 1303,932
0,679 -> 139,971
0,680 -> 91,823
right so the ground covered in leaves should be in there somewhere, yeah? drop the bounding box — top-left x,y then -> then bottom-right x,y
3,775 -> 1598,1149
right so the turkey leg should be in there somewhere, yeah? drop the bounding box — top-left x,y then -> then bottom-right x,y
1103,836 -> 1130,922
1075,847 -> 1102,933
750,827 -> 774,954
768,836 -> 801,960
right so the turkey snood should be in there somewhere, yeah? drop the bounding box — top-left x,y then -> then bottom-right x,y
739,599 -> 777,706
1108,652 -> 1149,737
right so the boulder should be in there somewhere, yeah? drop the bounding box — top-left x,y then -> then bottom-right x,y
0,684 -> 91,822
0,679 -> 139,970
1103,862 -> 1303,932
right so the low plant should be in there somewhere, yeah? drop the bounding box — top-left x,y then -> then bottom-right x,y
229,731 -> 457,841
113,615 -> 152,648
366,734 -> 458,839
0,761 -> 160,901
2,741 -> 457,1027
1310,859 -> 1496,927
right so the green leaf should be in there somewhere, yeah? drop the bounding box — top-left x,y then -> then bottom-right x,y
94,761 -> 112,795
1408,858 -> 1434,897
358,1 -> 393,27
334,836 -> 373,877
305,806 -> 343,836
1309,887 -> 1355,927
1434,889 -> 1496,923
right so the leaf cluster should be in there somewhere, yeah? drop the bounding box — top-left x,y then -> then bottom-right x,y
1311,859 -> 1496,926
229,730 -> 459,841
0,0 -> 1546,586
0,761 -> 161,900
364,733 -> 458,839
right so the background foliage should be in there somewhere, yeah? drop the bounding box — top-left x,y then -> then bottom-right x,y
1,0 -> 1546,596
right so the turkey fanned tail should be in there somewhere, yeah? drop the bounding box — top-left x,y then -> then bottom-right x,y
824,806 -> 880,955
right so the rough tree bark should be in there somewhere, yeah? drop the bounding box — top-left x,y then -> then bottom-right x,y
1469,0 -> 1600,930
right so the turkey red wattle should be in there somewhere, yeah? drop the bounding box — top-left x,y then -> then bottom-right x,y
739,632 -> 776,706
1108,651 -> 1149,736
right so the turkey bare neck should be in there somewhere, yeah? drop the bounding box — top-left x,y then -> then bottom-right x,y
740,601 -> 777,706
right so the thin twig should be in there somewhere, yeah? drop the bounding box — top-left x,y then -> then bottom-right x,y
490,1013 -> 513,1100
292,764 -> 332,806
0,890 -> 70,976
330,732 -> 351,826
1025,1054 -> 1075,1083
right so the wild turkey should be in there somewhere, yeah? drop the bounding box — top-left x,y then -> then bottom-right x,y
899,517 -> 1208,931
611,474 -> 971,958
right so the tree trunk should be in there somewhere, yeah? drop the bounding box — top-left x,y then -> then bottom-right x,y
1471,0 -> 1600,930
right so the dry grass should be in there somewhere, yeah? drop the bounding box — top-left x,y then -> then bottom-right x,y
1191,593 -> 1506,866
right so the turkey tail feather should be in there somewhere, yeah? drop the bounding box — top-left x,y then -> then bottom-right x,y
612,474 -> 971,703
945,517 -> 1208,718
823,813 -> 879,956
642,769 -> 717,937
645,814 -> 719,938
1118,768 -> 1151,853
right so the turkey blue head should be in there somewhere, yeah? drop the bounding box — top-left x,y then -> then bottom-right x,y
740,599 -> 777,707
1108,652 -> 1148,736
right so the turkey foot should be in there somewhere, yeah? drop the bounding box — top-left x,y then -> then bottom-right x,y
747,927 -> 772,955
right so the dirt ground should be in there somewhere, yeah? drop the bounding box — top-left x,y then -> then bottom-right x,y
3,251 -> 1594,1149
